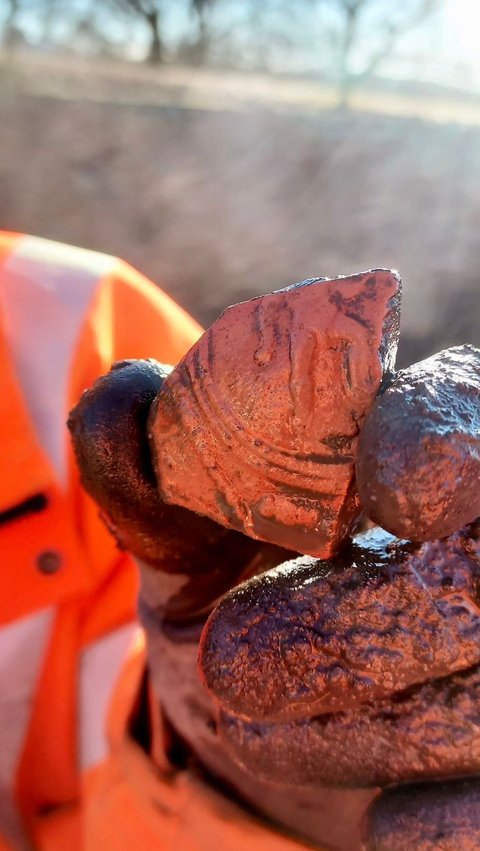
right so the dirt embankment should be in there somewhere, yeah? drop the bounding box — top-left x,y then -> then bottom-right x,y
1,55 -> 479,366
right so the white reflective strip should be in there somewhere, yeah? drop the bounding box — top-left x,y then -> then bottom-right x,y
0,607 -> 54,840
79,623 -> 138,770
0,235 -> 117,484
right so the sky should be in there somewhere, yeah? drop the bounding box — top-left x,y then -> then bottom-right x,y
439,0 -> 480,61
383,0 -> 480,89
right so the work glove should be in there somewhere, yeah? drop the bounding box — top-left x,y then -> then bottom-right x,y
69,269 -> 480,851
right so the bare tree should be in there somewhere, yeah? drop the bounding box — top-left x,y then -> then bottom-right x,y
1,0 -> 23,50
311,0 -> 440,103
189,0 -> 216,64
108,0 -> 163,63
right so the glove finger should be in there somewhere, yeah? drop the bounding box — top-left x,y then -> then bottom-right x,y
200,521 -> 480,721
356,344 -> 480,541
217,654 -> 480,789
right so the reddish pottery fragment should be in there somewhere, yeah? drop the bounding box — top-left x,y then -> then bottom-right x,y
150,270 -> 401,557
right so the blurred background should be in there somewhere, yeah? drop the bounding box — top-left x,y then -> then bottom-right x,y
0,0 -> 479,367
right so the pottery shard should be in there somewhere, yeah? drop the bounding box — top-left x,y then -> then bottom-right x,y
150,270 -> 401,558
356,344 -> 480,542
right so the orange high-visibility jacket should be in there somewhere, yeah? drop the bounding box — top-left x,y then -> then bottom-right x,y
0,232 -> 313,851
0,232 -> 201,848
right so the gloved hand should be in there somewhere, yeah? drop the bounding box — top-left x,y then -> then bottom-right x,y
69,267 -> 480,851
